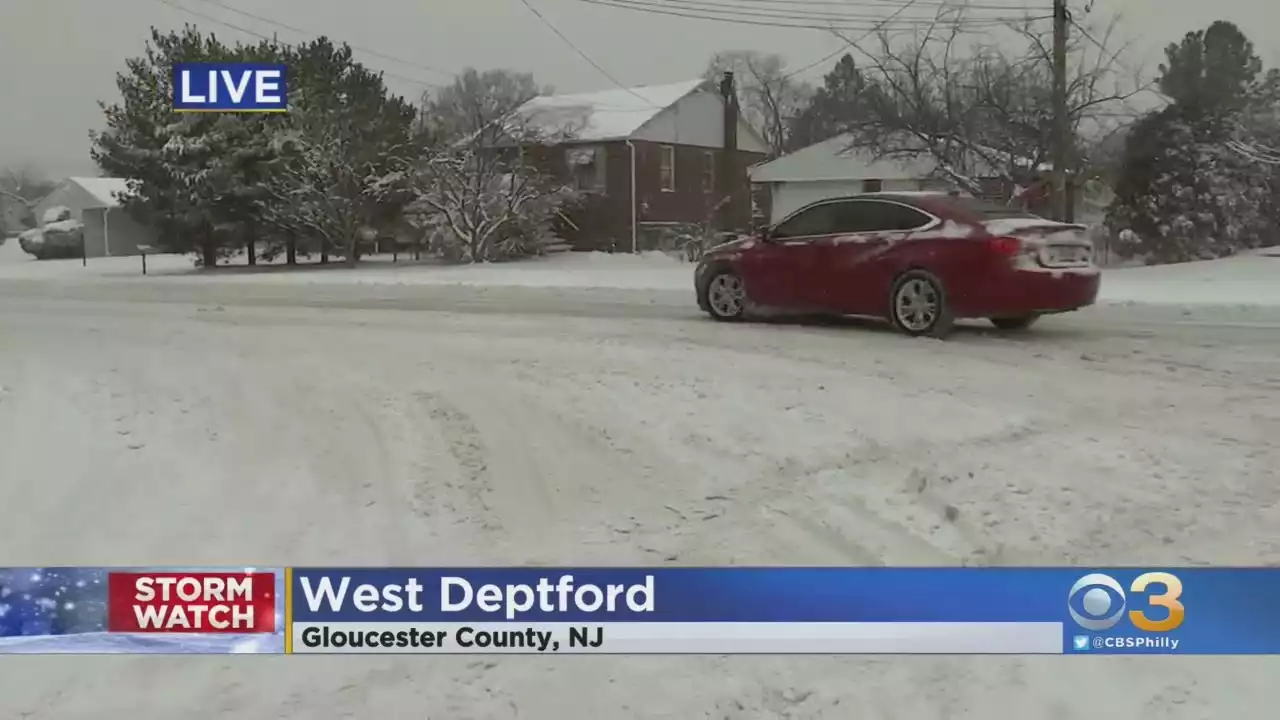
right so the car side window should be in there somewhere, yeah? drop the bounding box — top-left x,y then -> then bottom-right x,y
829,201 -> 881,233
858,200 -> 934,232
827,200 -> 932,233
772,203 -> 839,239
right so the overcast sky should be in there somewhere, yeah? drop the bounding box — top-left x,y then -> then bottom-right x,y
0,0 -> 1274,177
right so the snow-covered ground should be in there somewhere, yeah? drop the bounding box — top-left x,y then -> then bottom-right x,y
2,238 -> 1278,307
2,237 -> 1280,716
1,282 -> 1278,717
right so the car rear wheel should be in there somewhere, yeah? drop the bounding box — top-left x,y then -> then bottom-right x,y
990,315 -> 1040,331
703,271 -> 747,321
890,270 -> 953,338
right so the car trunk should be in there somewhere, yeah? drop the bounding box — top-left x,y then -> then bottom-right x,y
982,218 -> 1094,270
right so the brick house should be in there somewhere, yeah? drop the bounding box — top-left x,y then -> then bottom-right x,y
511,75 -> 770,251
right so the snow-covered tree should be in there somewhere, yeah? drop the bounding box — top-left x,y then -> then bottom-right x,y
94,29 -> 417,267
257,38 -> 419,265
406,122 -> 582,263
1106,21 -> 1279,262
92,26 -> 287,267
1108,110 -> 1271,262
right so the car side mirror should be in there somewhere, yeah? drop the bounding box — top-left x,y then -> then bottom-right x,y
760,226 -> 775,242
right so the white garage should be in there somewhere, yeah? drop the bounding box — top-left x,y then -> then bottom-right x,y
33,177 -> 158,258
749,134 -> 954,223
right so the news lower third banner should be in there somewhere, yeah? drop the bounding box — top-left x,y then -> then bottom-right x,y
2,567 -> 1278,654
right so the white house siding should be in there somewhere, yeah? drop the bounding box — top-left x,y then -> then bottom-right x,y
632,88 -> 770,153
82,207 -> 153,258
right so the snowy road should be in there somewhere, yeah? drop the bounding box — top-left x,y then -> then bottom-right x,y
1,279 -> 1279,718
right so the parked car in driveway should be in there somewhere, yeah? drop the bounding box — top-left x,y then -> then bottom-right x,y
694,192 -> 1100,337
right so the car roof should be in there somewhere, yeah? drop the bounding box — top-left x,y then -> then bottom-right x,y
844,191 -> 1040,222
780,192 -> 958,219
776,191 -> 1040,226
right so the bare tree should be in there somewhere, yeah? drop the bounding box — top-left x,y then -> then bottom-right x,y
421,68 -> 548,143
0,167 -> 55,230
704,51 -> 812,157
821,6 -> 1148,197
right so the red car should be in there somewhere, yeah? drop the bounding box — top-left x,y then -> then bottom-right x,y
695,192 -> 1100,337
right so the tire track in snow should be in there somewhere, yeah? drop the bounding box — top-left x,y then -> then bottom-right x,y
411,389 -> 512,546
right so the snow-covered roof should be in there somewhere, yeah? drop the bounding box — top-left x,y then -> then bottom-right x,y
67,177 -> 131,208
750,134 -> 941,183
750,134 -> 1006,183
513,79 -> 709,142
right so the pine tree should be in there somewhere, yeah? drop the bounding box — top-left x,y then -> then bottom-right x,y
91,27 -> 287,267
789,54 -> 869,150
1106,21 -> 1277,262
257,38 -> 418,265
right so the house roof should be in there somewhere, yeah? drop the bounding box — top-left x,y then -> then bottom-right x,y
750,134 -> 942,183
513,79 -> 710,142
750,134 -> 1005,183
67,177 -> 130,208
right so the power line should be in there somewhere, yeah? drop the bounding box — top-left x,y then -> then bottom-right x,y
515,0 -> 662,107
151,0 -> 448,88
154,0 -> 274,42
723,0 -> 1046,8
188,0 -> 455,79
572,0 -> 1041,31
635,0 -> 1039,23
783,0 -> 928,79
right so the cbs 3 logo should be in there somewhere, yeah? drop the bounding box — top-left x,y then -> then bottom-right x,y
1068,572 -> 1185,632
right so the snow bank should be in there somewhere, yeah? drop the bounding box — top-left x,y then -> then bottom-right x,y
1099,252 -> 1280,307
0,250 -> 695,289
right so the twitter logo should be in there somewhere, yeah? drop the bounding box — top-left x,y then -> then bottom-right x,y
1073,635 -> 1090,651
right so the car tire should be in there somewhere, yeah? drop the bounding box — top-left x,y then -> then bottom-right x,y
701,270 -> 747,322
990,315 -> 1040,331
889,270 -> 954,338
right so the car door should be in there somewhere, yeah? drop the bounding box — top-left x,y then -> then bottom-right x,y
814,199 -> 937,314
739,201 -> 840,309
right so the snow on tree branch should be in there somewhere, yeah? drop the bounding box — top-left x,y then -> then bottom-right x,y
406,119 -> 583,263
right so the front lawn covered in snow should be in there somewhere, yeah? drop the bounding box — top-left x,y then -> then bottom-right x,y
3,241 -> 1277,309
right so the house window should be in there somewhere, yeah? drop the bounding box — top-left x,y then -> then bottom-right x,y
567,146 -> 605,191
861,179 -> 883,192
702,151 -> 715,194
659,145 -> 675,192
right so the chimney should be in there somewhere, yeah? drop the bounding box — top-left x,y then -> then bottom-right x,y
718,71 -> 739,232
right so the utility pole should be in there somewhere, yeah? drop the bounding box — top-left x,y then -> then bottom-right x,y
1051,0 -> 1070,222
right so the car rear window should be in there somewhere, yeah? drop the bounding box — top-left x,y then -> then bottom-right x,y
933,195 -> 1040,220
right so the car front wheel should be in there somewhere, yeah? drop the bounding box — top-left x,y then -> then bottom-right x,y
889,270 -> 954,338
703,271 -> 747,321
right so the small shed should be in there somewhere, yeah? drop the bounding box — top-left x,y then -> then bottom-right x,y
35,177 -> 157,258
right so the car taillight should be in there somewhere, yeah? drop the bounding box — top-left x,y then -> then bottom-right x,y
987,236 -> 1021,256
